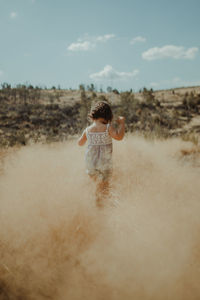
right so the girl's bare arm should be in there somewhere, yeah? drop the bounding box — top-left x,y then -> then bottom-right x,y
109,116 -> 125,141
78,130 -> 87,146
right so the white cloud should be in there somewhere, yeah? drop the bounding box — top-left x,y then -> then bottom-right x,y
148,77 -> 200,89
89,65 -> 139,81
10,12 -> 18,19
130,36 -> 146,45
149,77 -> 181,88
67,41 -> 94,51
172,77 -> 182,83
0,70 -> 4,76
149,82 -> 159,88
96,34 -> 115,42
142,45 -> 199,60
170,77 -> 200,87
67,33 -> 115,52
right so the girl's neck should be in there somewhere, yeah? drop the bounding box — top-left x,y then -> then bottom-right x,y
88,119 -> 108,133
93,118 -> 107,125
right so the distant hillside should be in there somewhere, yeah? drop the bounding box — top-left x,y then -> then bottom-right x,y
0,84 -> 200,147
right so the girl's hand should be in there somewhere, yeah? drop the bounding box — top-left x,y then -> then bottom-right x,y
117,116 -> 125,124
109,116 -> 125,140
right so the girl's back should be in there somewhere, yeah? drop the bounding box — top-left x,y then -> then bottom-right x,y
86,123 -> 112,146
85,123 -> 112,176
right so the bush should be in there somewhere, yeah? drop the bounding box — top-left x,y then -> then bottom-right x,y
112,89 -> 119,95
119,92 -> 140,125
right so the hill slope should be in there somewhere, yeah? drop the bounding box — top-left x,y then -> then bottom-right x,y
0,85 -> 200,147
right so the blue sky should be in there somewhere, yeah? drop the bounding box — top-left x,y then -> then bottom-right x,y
0,0 -> 200,91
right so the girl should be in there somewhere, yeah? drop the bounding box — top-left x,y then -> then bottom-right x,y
78,101 -> 125,207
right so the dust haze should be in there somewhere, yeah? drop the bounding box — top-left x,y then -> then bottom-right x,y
0,136 -> 200,300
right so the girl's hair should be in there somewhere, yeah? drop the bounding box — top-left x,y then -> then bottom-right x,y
88,101 -> 113,123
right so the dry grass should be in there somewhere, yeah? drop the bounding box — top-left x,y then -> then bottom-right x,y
0,136 -> 200,299
181,148 -> 200,156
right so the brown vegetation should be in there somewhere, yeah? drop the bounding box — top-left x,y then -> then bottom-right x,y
0,83 -> 200,147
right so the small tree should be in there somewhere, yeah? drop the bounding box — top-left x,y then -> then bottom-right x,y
79,90 -> 89,127
119,91 -> 139,125
79,84 -> 85,91
142,87 -> 155,104
107,86 -> 112,93
112,89 -> 119,95
87,83 -> 95,92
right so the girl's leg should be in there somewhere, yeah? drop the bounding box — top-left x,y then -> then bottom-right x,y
88,174 -> 101,206
89,171 -> 111,208
96,177 -> 110,208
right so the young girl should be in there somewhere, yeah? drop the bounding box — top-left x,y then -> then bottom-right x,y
78,101 -> 125,207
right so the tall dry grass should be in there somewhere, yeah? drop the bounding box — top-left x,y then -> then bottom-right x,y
0,136 -> 200,300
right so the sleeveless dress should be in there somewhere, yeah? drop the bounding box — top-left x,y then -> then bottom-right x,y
85,124 -> 112,180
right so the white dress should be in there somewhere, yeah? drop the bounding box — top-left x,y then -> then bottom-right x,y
85,124 -> 112,179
